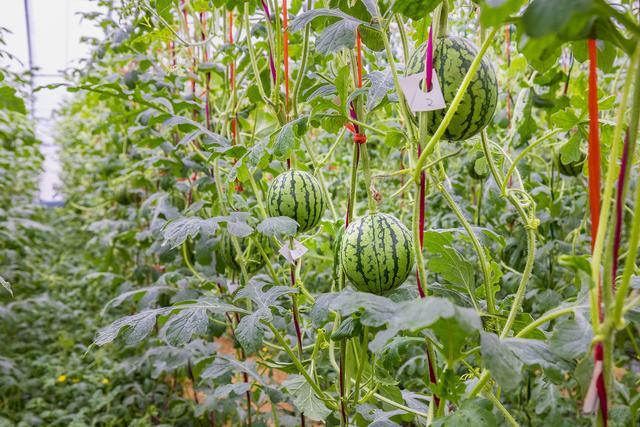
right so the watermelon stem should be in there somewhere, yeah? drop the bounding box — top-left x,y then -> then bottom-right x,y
436,182 -> 488,313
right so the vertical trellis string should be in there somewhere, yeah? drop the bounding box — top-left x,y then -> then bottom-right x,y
612,130 -> 630,289
587,37 -> 608,425
416,26 -> 433,299
344,30 -> 368,227
418,25 -> 439,410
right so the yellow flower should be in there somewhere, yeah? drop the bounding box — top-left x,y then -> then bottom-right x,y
101,378 -> 110,385
57,375 -> 67,383
72,378 -> 80,384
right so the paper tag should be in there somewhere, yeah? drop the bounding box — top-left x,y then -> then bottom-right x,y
399,71 -> 446,113
279,239 -> 308,264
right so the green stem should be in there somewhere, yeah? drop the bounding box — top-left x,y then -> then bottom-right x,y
436,182 -> 492,314
352,326 -> 369,404
264,320 -> 332,403
516,306 -> 577,338
594,48 -> 639,323
501,129 -> 561,194
292,0 -> 313,118
182,241 -> 205,283
243,4 -> 274,108
301,137 -> 338,220
484,390 -> 519,426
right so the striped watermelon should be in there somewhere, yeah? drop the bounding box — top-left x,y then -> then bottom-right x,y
557,151 -> 585,177
218,233 -> 264,273
407,36 -> 498,141
267,170 -> 326,233
341,213 -> 414,295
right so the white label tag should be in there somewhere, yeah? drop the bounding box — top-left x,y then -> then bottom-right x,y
279,239 -> 308,264
399,71 -> 446,113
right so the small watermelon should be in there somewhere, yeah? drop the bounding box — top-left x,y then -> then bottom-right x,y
217,233 -> 265,273
407,36 -> 498,141
267,170 -> 326,233
467,152 -> 489,180
557,151 -> 586,177
341,213 -> 414,295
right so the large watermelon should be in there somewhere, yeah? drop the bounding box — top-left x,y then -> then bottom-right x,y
407,36 -> 498,141
267,170 -> 326,233
217,233 -> 265,273
341,213 -> 414,295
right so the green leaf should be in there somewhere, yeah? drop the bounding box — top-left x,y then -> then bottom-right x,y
480,332 -> 523,391
432,399 -> 497,426
272,117 -> 307,160
522,0 -> 594,38
201,355 -> 264,384
256,216 -> 299,237
0,86 -> 26,114
0,276 -> 11,296
288,8 -> 364,33
551,109 -> 580,131
559,132 -> 583,164
392,0 -> 441,20
162,216 -> 220,248
316,19 -> 360,55
160,307 -> 209,346
366,70 -> 394,111
423,230 -> 475,297
235,308 -> 271,354
311,290 -> 398,328
283,375 -> 332,421
479,0 -> 525,26
549,311 -> 593,359
356,403 -> 404,424
370,297 -> 482,355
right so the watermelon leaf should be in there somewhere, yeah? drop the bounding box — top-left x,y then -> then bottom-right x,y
257,216 -> 299,237
478,0 -> 525,27
284,375 -> 332,421
0,276 -> 11,296
317,19 -> 360,55
432,399 -> 497,426
0,86 -> 26,114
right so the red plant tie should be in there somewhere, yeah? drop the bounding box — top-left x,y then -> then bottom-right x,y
587,38 -> 607,425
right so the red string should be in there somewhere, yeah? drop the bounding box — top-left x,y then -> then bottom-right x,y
343,30 -> 367,145
200,12 -> 211,131
228,14 -> 236,144
415,26 -> 432,298
283,0 -> 289,113
588,37 -> 607,425
418,21 -> 438,410
505,25 -> 511,127
612,130 -> 630,290
424,26 -> 433,92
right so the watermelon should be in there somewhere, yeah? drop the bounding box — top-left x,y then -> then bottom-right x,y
407,36 -> 498,141
467,152 -> 489,180
557,151 -> 585,177
267,170 -> 326,233
218,233 -> 265,273
341,213 -> 414,295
